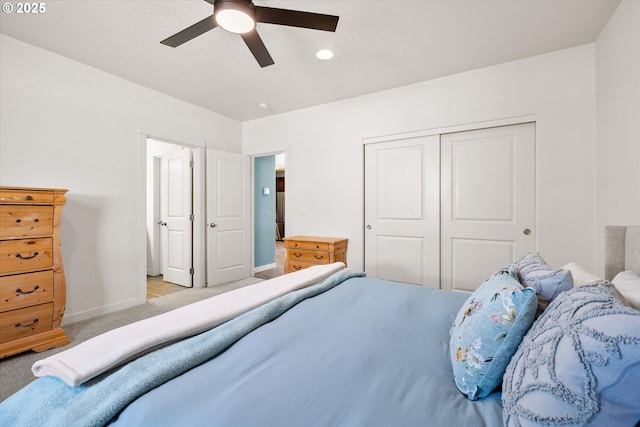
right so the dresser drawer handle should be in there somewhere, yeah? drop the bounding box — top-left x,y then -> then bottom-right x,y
314,254 -> 324,260
293,252 -> 302,257
15,318 -> 39,328
15,251 -> 39,260
16,285 -> 40,295
25,195 -> 33,201
293,264 -> 302,270
14,218 -> 38,223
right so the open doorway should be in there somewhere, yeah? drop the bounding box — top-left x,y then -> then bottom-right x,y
146,138 -> 199,299
253,152 -> 286,280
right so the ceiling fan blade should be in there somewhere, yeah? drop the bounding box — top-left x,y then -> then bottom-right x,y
240,30 -> 275,68
160,15 -> 218,47
255,6 -> 339,32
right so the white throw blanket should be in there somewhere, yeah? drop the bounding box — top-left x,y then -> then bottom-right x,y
32,263 -> 345,387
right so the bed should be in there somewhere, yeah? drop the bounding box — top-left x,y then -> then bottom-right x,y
1,226 -> 639,427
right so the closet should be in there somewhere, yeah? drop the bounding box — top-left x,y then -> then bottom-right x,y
364,122 -> 535,291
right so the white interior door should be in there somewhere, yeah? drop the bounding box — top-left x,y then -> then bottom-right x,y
440,123 -> 535,292
364,135 -> 440,287
206,149 -> 251,286
160,149 -> 193,287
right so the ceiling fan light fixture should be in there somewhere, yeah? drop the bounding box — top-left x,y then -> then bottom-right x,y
215,1 -> 255,34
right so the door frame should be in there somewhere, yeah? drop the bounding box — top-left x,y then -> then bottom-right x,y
136,134 -> 207,304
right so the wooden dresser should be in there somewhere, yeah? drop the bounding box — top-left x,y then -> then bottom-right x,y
0,187 -> 70,358
283,236 -> 348,273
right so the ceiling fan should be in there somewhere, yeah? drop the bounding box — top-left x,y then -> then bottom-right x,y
160,0 -> 339,68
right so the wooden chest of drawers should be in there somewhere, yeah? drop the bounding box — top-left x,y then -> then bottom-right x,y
0,187 -> 69,358
283,236 -> 348,273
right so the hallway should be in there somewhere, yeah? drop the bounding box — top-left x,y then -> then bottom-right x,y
253,241 -> 285,280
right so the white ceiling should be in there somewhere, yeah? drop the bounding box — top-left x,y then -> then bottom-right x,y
0,0 -> 620,122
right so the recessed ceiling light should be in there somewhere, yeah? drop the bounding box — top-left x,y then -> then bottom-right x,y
258,102 -> 270,110
316,49 -> 334,60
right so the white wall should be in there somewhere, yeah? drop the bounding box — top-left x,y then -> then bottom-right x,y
243,44 -> 597,274
595,0 -> 640,274
0,35 -> 242,323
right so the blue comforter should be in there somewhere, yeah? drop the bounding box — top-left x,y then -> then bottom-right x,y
113,277 -> 502,426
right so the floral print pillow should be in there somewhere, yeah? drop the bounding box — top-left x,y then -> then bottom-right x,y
449,270 -> 537,400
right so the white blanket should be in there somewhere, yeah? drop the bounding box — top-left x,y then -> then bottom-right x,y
32,263 -> 345,387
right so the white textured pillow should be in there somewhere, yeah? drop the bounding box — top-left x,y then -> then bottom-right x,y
612,270 -> 640,310
562,262 -> 602,287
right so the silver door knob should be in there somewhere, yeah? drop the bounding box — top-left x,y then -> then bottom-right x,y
366,225 -> 372,230
523,228 -> 531,235
157,221 -> 167,226
209,223 -> 217,228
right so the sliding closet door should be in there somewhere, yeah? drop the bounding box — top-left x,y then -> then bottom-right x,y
440,123 -> 535,292
364,136 -> 440,287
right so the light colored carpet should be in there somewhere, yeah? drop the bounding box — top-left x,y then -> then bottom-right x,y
0,277 -> 262,402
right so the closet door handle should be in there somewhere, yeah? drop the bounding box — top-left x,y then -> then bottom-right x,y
523,228 -> 532,236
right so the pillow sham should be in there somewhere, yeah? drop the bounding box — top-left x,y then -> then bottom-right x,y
449,270 -> 537,400
562,262 -> 603,287
509,253 -> 573,302
502,283 -> 640,426
612,270 -> 640,310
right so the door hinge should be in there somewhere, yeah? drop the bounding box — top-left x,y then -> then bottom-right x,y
189,267 -> 194,275
190,213 -> 194,221
189,160 -> 194,168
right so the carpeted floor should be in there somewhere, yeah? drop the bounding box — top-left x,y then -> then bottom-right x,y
0,276 -> 262,402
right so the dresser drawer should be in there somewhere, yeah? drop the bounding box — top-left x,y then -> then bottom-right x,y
285,240 -> 329,251
286,260 -> 326,273
1,271 -> 54,312
0,206 -> 54,239
0,302 -> 53,344
0,189 -> 55,205
287,248 -> 330,263
0,238 -> 53,275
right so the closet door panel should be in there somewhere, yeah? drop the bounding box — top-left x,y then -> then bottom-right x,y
364,136 -> 440,287
441,123 -> 535,292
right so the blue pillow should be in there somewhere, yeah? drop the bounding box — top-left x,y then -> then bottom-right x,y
509,253 -> 573,302
502,283 -> 640,426
449,271 -> 537,400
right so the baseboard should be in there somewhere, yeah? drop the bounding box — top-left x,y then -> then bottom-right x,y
61,297 -> 140,326
253,262 -> 276,273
